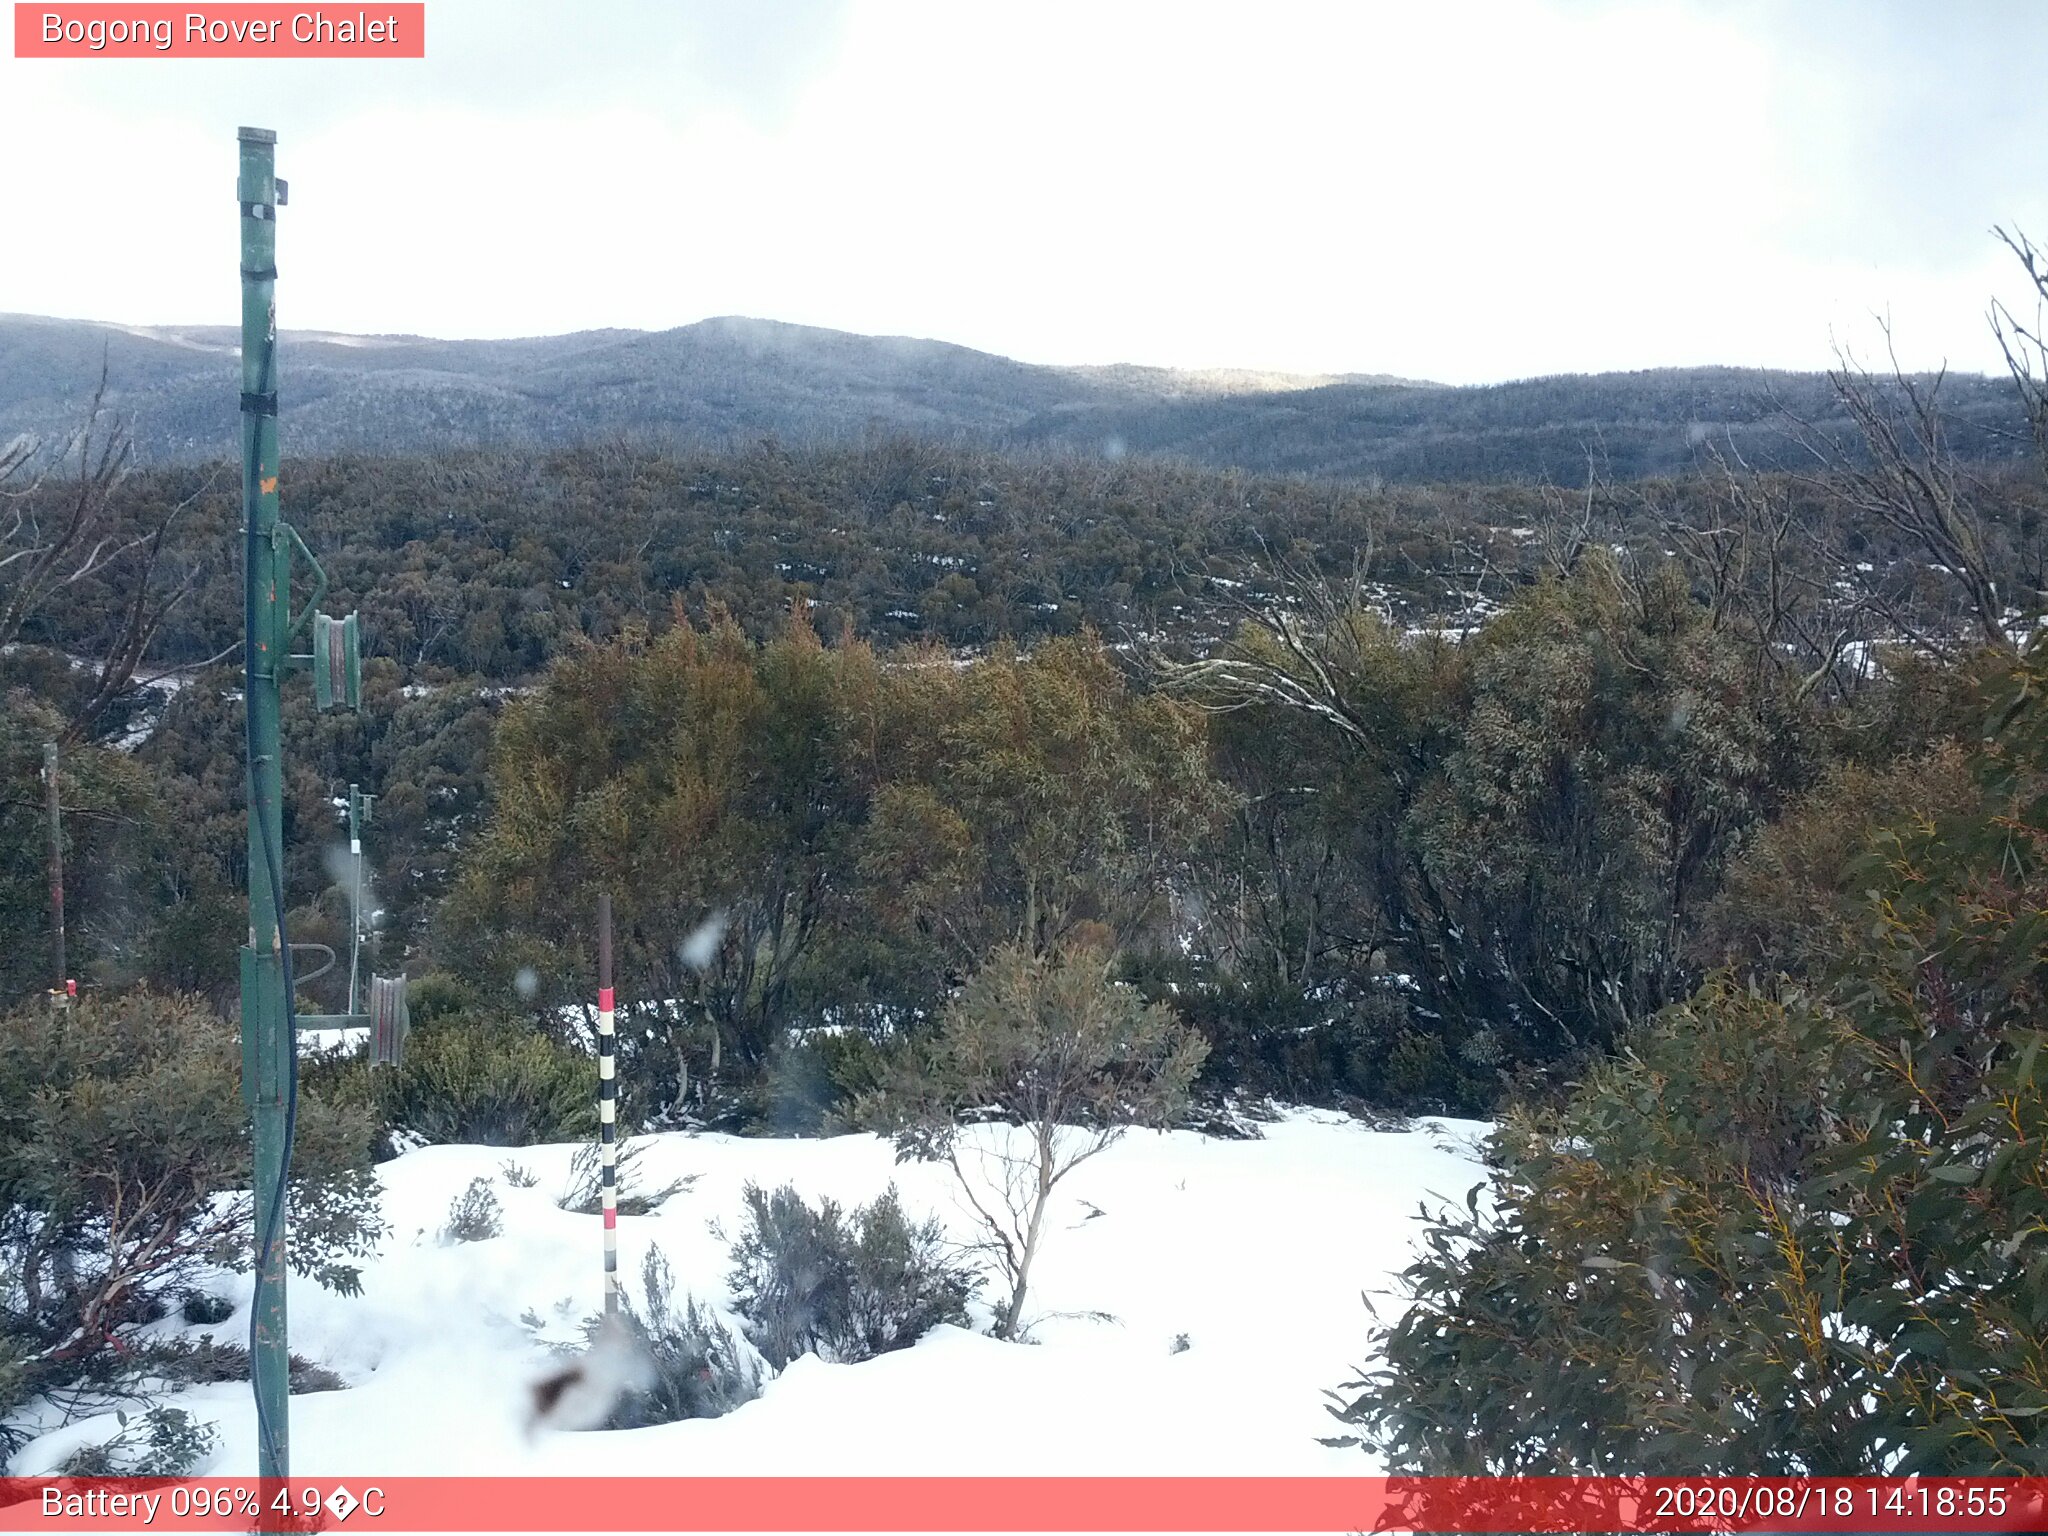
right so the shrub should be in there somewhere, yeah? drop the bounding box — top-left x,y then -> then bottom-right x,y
0,1331 -> 31,1461
403,971 -> 485,1028
141,1337 -> 344,1395
1336,654 -> 2048,1476
856,940 -> 1205,1338
556,1138 -> 693,1217
0,697 -> 160,1006
763,1028 -> 892,1135
601,1249 -> 763,1428
0,990 -> 381,1413
440,1177 -> 503,1243
377,1016 -> 595,1146
179,1291 -> 234,1326
1693,743 -> 1978,980
725,1182 -> 978,1368
55,1406 -> 219,1477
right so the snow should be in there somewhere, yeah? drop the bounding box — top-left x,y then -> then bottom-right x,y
9,1111 -> 1487,1479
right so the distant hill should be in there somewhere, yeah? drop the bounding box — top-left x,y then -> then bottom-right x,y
0,312 -> 2028,485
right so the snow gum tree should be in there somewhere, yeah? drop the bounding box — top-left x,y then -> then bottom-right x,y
1338,649 -> 2048,1474
856,939 -> 1207,1339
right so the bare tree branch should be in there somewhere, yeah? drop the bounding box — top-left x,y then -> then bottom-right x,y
1,362 -> 225,740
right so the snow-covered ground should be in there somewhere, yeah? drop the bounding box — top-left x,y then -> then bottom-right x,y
12,1111 -> 1488,1478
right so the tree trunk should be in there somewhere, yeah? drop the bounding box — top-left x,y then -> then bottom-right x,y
998,1131 -> 1056,1339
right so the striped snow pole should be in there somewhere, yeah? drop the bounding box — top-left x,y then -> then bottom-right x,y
597,892 -> 619,1316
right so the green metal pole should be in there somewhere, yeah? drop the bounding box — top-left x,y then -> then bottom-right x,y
237,124 -> 292,1485
347,784 -> 370,1016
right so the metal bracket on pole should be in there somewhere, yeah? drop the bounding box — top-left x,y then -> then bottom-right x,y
311,610 -> 362,712
279,521 -> 327,651
369,976 -> 409,1066
297,975 -> 408,1066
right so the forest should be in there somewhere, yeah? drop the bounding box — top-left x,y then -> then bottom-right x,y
4,309 -> 2035,486
3,301 -> 2046,1472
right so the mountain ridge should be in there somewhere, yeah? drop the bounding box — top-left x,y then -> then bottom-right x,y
0,311 -> 2026,486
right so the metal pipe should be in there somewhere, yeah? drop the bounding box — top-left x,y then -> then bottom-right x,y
347,783 -> 363,1016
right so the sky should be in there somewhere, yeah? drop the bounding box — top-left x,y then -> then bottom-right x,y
3,0 -> 2045,385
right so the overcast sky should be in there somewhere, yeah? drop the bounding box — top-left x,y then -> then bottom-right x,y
3,0 -> 2044,384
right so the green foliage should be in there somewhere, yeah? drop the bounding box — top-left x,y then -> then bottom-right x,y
725,1181 -> 978,1368
556,1137 -> 691,1216
5,418 -> 2021,1146
763,1028 -> 893,1135
0,697 -> 160,1006
1407,556 -> 1812,1055
56,1405 -> 219,1478
859,636 -> 1225,970
446,612 -> 1219,1124
599,1248 -> 763,1428
1696,742 -> 1979,979
444,609 -> 880,1105
135,1336 -> 344,1395
1177,555 -> 1817,1102
7,416 -> 2016,1122
1128,958 -> 1494,1116
373,1014 -> 596,1147
858,940 -> 1206,1338
178,1291 -> 234,1326
0,990 -> 379,1432
1339,649 -> 2048,1475
440,1177 -> 503,1243
0,1332 -> 31,1460
404,971 -> 484,1028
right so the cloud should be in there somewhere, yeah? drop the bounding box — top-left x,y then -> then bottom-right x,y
0,0 -> 2039,383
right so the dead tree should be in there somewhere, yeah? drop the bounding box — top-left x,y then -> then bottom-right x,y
1991,225 -> 2048,467
1656,441 -> 1876,699
1814,331 -> 2016,655
1151,534 -> 1415,776
0,370 -> 223,741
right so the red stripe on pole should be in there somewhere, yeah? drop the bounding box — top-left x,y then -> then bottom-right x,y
602,1208 -> 617,1229
599,987 -> 614,1013
2,1478 -> 2044,1532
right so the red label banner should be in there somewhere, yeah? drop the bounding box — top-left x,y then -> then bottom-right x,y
1,1477 -> 2046,1533
13,5 -> 425,58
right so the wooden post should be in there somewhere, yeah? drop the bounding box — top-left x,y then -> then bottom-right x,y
43,742 -> 64,998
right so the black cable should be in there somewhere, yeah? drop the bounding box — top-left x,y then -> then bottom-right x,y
243,317 -> 300,1479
